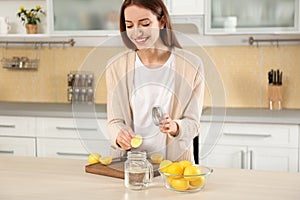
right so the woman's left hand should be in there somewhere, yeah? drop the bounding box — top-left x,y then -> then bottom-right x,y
159,114 -> 179,137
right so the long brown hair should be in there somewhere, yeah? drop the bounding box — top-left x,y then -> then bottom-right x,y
120,0 -> 182,50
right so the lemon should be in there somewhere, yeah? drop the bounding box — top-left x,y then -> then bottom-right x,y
88,153 -> 101,164
99,156 -> 113,165
189,176 -> 205,187
167,176 -> 174,185
179,160 -> 192,170
170,177 -> 189,191
183,165 -> 202,181
166,162 -> 184,177
131,135 -> 143,148
159,160 -> 173,173
150,153 -> 163,164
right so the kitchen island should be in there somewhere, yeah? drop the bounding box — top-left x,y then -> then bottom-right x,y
0,156 -> 299,200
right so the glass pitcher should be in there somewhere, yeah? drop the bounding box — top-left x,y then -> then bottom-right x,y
124,151 -> 153,190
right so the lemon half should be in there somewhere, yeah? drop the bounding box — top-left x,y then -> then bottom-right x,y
150,153 -> 163,164
159,160 -> 173,173
99,156 -> 113,165
131,135 -> 143,148
88,153 -> 101,164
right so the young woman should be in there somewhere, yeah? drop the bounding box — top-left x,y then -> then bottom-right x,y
106,0 -> 204,162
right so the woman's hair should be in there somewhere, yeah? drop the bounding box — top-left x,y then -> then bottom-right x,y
120,0 -> 182,50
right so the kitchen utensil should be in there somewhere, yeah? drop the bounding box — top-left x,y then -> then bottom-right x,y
152,106 -> 164,126
159,165 -> 213,193
279,71 -> 283,85
267,69 -> 283,110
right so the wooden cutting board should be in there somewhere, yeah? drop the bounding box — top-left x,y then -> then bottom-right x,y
85,159 -> 160,179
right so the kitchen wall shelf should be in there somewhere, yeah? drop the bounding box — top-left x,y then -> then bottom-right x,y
1,58 -> 39,70
0,38 -> 75,47
249,36 -> 300,46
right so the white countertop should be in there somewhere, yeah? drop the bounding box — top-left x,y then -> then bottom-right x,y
0,102 -> 299,124
201,107 -> 300,125
0,156 -> 300,200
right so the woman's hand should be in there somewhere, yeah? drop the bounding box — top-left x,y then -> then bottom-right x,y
159,114 -> 179,137
116,126 -> 135,150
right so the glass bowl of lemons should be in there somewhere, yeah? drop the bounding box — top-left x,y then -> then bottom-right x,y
158,160 -> 213,193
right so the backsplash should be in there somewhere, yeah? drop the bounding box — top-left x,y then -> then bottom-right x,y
0,45 -> 299,109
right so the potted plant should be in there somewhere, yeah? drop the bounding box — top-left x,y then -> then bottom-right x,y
17,5 -> 45,34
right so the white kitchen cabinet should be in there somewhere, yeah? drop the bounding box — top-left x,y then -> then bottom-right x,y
0,137 -> 36,157
249,146 -> 298,172
0,116 -> 35,137
200,144 -> 247,169
164,0 -> 204,15
48,0 -> 122,35
199,122 -> 299,172
36,117 -> 110,159
0,116 -> 36,157
205,0 -> 300,34
37,138 -> 110,160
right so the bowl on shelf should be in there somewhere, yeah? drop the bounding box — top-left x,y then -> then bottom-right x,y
158,165 -> 213,193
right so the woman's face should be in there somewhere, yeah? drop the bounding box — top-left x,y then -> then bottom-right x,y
124,5 -> 164,50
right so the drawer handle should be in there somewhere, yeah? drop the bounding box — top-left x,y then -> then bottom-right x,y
0,124 -> 16,128
249,150 -> 254,170
56,152 -> 89,157
223,133 -> 271,137
0,150 -> 14,154
56,127 -> 97,131
240,150 -> 245,169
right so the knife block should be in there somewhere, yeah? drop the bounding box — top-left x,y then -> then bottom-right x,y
268,85 -> 282,110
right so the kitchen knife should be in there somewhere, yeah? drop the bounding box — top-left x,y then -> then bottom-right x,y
273,70 -> 277,85
268,70 -> 273,84
276,69 -> 280,85
268,70 -> 273,85
279,71 -> 283,85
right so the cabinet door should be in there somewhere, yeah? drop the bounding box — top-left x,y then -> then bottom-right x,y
199,144 -> 247,169
49,0 -> 122,34
36,117 -> 107,140
0,137 -> 36,157
37,138 -> 110,160
0,116 -> 35,137
169,0 -> 204,15
205,0 -> 299,34
249,146 -> 298,172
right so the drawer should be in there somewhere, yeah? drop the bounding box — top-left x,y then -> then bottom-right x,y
0,137 -> 36,156
200,122 -> 298,148
36,117 -> 109,140
0,116 -> 35,137
37,138 -> 111,159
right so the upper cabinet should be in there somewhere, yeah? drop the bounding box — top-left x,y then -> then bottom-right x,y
48,0 -> 122,35
164,0 -> 204,15
205,0 -> 300,34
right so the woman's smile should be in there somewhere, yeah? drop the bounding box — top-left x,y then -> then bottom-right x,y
134,37 -> 149,45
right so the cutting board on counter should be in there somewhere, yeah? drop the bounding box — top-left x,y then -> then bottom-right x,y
85,160 -> 160,179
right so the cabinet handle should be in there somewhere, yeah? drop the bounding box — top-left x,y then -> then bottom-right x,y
56,152 -> 89,157
0,150 -> 14,154
249,150 -> 254,170
240,150 -> 245,169
223,133 -> 271,137
0,124 -> 16,128
56,127 -> 97,131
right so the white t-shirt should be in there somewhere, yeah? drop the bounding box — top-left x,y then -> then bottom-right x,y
131,53 -> 175,158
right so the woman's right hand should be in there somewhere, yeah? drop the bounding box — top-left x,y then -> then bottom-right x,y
116,126 -> 135,150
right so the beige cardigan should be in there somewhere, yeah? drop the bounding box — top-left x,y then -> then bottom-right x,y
106,48 -> 204,162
